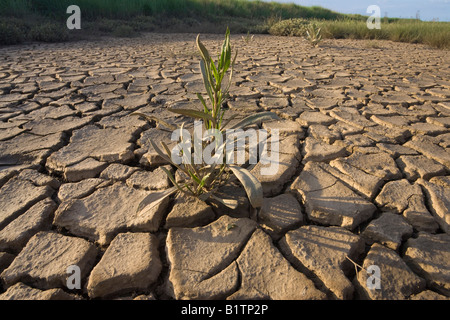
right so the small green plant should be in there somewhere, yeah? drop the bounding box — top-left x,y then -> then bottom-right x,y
133,28 -> 278,215
305,23 -> 322,47
242,31 -> 254,43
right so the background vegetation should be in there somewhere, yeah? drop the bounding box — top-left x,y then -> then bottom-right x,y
0,0 -> 448,49
269,18 -> 450,49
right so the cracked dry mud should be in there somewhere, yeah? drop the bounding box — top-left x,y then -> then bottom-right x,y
0,33 -> 449,300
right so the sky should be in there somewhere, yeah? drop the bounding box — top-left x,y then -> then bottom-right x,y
268,0 -> 450,21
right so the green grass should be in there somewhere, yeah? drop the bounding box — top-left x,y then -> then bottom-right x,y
317,19 -> 450,49
0,0 -> 349,21
0,0 -> 448,49
268,17 -> 450,49
0,0 -> 353,44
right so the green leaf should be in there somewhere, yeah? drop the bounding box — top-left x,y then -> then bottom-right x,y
229,165 -> 263,209
137,187 -> 177,216
188,169 -> 202,185
158,140 -> 191,175
210,57 -> 220,85
195,172 -> 211,195
211,194 -> 239,210
149,140 -> 172,164
219,27 -> 231,73
200,60 -> 214,102
178,122 -> 193,166
218,109 -> 226,129
168,108 -> 216,124
224,49 -> 238,94
160,141 -> 173,160
229,112 -> 279,130
183,183 -> 195,195
160,166 -> 185,193
199,173 -> 211,189
224,36 -> 232,71
196,34 -> 211,65
196,93 -> 210,115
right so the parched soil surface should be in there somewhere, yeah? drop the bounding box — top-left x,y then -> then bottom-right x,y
0,33 -> 449,300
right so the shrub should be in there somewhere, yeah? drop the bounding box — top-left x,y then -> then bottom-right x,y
96,19 -> 117,33
129,16 -> 157,32
29,22 -> 69,42
113,25 -> 137,38
268,18 -> 309,37
0,22 -> 23,45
